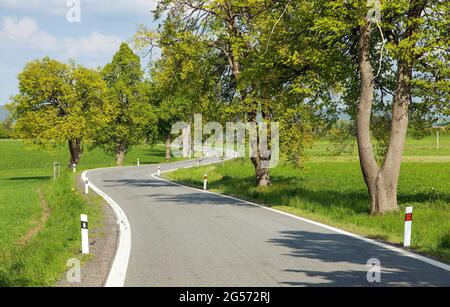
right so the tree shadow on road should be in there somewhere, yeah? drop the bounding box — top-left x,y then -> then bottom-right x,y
102,178 -> 174,188
268,230 -> 450,287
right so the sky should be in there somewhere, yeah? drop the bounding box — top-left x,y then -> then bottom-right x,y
0,0 -> 161,106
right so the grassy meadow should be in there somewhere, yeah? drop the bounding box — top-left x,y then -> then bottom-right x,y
0,140 -> 171,286
167,134 -> 450,263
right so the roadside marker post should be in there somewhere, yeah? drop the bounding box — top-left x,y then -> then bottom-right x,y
137,158 -> 140,167
203,174 -> 208,191
81,214 -> 89,254
84,180 -> 89,195
72,163 -> 77,173
158,166 -> 161,176
404,207 -> 413,248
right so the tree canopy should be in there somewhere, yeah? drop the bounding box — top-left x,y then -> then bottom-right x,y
93,43 -> 158,165
140,0 -> 449,213
8,57 -> 109,166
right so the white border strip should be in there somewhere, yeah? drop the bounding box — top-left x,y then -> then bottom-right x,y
153,161 -> 450,273
78,157 -> 202,287
81,170 -> 132,287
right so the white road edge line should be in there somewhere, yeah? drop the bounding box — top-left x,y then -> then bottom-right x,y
79,158 -> 202,287
81,170 -> 131,287
152,159 -> 450,273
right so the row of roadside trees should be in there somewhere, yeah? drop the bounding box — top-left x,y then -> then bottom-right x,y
133,0 -> 450,215
8,43 -> 158,167
8,0 -> 450,215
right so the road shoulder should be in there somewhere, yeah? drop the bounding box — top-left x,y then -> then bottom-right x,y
55,176 -> 118,287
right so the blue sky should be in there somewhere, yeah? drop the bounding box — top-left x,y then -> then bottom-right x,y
0,0 -> 161,106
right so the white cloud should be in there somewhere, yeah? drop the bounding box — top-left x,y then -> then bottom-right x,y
0,0 -> 158,17
0,0 -> 67,15
84,0 -> 158,15
63,31 -> 122,58
0,16 -> 123,58
0,16 -> 58,50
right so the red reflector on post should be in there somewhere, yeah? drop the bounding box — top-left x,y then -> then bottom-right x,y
405,213 -> 413,221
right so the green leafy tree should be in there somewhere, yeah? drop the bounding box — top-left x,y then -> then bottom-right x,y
134,17 -> 227,160
94,43 -> 157,165
8,58 -> 108,166
151,0 -> 332,186
0,116 -> 13,139
0,122 -> 11,139
307,0 -> 450,214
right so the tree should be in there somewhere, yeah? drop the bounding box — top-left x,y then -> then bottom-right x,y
0,117 -> 13,139
308,0 -> 450,214
150,1 -> 270,185
8,58 -> 108,166
151,0 -> 326,186
94,43 -> 157,166
134,17 -> 228,161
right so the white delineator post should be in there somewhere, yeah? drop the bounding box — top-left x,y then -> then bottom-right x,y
137,158 -> 140,167
72,163 -> 76,173
404,207 -> 413,248
158,166 -> 161,176
84,180 -> 89,195
203,174 -> 208,191
81,214 -> 89,254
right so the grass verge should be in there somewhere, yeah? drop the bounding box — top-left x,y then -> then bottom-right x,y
0,173 -> 102,286
0,140 -> 175,286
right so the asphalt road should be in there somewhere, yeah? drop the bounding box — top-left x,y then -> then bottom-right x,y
87,158 -> 450,287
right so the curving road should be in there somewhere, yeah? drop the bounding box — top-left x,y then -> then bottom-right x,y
86,157 -> 450,287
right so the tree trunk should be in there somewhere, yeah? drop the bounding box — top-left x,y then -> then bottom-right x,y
357,22 -> 399,214
222,15 -> 272,187
116,143 -> 126,166
68,138 -> 83,168
357,12 -> 417,214
249,114 -> 272,187
165,135 -> 172,161
251,155 -> 271,187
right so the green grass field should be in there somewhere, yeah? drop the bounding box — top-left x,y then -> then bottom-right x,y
305,133 -> 450,161
0,140 -> 172,286
167,134 -> 450,263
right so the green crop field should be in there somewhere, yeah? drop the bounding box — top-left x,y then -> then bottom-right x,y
304,134 -> 450,162
0,140 -> 172,286
167,134 -> 450,263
